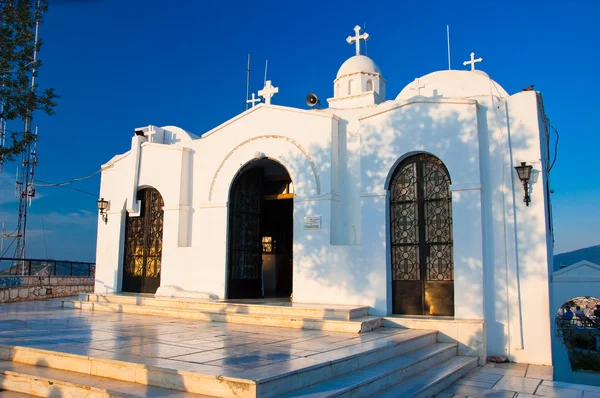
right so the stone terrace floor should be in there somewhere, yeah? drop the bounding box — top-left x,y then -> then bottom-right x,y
1,298 -> 599,398
0,297 -> 407,375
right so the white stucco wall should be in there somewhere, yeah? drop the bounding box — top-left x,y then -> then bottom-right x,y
95,67 -> 554,365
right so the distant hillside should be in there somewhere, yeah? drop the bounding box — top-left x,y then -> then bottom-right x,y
553,245 -> 600,271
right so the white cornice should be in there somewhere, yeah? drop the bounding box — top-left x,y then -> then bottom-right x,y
328,90 -> 383,103
201,104 -> 340,139
334,71 -> 386,83
141,142 -> 191,152
101,153 -> 129,169
359,98 -> 478,121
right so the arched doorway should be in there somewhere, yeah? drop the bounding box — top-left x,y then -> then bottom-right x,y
227,159 -> 294,299
122,187 -> 164,294
389,153 -> 454,316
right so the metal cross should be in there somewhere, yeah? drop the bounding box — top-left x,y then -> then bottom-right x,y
463,52 -> 483,71
258,80 -> 279,105
346,25 -> 370,56
410,78 -> 425,96
246,93 -> 261,108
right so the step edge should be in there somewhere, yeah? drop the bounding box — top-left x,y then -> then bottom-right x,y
64,301 -> 379,324
1,333 -> 440,387
248,332 -> 442,384
1,344 -> 254,385
84,294 -> 370,314
380,356 -> 478,398
241,332 -> 442,386
277,343 -> 458,397
406,356 -> 479,398
0,368 -> 138,397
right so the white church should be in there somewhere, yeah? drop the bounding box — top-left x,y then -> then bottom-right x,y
94,26 -> 555,366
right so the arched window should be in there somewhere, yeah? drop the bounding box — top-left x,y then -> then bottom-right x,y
366,79 -> 373,91
389,153 -> 453,316
348,80 -> 353,95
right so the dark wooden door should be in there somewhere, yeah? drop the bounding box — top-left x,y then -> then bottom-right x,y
227,168 -> 264,299
389,154 -> 454,316
122,188 -> 164,294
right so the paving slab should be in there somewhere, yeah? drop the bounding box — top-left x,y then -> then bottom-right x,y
524,364 -> 553,380
443,362 -> 600,398
492,375 -> 540,394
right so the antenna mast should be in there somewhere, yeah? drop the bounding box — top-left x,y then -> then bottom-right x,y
13,0 -> 42,266
264,60 -> 268,86
245,53 -> 250,110
447,25 -> 451,70
364,23 -> 368,56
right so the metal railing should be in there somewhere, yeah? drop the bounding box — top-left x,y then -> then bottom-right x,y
0,257 -> 95,277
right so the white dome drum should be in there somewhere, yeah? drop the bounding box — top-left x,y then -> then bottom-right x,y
336,55 -> 382,79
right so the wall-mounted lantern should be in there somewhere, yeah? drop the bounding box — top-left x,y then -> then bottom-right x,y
96,198 -> 109,224
514,162 -> 533,206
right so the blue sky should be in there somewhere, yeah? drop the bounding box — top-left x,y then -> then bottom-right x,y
1,0 -> 599,261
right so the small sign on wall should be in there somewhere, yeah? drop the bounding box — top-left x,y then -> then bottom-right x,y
304,216 -> 321,230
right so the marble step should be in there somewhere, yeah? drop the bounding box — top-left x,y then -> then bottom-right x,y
62,300 -> 381,333
80,294 -> 370,320
0,329 -> 439,398
0,391 -> 37,397
0,359 -> 206,397
377,356 -> 479,398
279,343 -> 457,398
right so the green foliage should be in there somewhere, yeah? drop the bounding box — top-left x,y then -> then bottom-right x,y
570,334 -> 597,350
571,351 -> 600,372
0,0 -> 57,161
555,317 -> 600,372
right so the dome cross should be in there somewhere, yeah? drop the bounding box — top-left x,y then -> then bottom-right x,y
346,25 -> 370,56
463,52 -> 483,71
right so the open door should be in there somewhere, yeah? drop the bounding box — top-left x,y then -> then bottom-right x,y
227,168 -> 264,298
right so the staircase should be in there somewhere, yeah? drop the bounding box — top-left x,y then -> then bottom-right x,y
0,329 -> 477,397
62,294 -> 382,333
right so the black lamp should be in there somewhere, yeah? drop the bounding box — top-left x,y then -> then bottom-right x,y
514,162 -> 533,206
96,198 -> 109,224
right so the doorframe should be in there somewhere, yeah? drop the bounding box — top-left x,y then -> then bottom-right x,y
121,187 -> 165,294
225,158 -> 295,300
386,152 -> 454,316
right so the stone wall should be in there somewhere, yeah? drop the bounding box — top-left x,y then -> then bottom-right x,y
0,276 -> 94,303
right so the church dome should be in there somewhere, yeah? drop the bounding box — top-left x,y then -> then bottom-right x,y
395,70 -> 509,100
336,55 -> 381,79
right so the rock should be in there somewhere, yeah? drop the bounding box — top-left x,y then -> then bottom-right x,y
18,288 -> 29,299
488,355 -> 508,363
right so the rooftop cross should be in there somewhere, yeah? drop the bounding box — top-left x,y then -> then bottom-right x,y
246,93 -> 261,108
346,25 -> 370,56
463,52 -> 483,71
258,80 -> 279,105
410,78 -> 425,96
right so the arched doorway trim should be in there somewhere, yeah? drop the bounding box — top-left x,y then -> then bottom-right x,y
208,135 -> 320,201
388,153 -> 454,315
